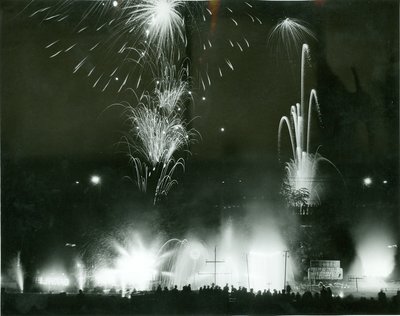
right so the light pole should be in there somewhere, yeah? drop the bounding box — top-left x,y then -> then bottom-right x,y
283,250 -> 289,291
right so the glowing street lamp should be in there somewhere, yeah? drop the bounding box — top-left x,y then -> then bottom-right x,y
363,177 -> 372,187
90,175 -> 101,185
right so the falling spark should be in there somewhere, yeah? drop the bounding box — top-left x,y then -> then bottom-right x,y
57,15 -> 69,22
50,50 -> 62,58
136,75 -> 142,89
77,26 -> 88,33
64,43 -> 77,52
93,74 -> 103,88
102,78 -> 112,91
73,57 -> 87,73
44,14 -> 61,21
88,67 -> 95,77
118,74 -> 129,93
29,7 -> 50,17
45,40 -> 59,48
225,59 -> 234,71
90,42 -> 100,51
246,13 -> 255,23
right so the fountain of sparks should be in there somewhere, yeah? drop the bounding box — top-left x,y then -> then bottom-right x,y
278,43 -> 338,208
15,252 -> 24,293
122,61 -> 197,203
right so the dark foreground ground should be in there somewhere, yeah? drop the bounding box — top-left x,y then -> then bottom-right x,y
2,287 -> 400,315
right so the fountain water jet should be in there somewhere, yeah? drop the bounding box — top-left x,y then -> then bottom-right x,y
278,44 -> 339,208
15,252 -> 24,293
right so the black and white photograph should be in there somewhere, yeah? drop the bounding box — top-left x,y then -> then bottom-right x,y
1,0 -> 399,314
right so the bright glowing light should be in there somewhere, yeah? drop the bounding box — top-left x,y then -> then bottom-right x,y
38,273 -> 70,288
363,177 -> 372,186
112,1 -> 118,7
351,226 -> 395,278
220,127 -> 225,132
75,181 -> 79,184
116,250 -> 157,290
90,175 -> 101,185
383,180 -> 388,184
248,250 -> 285,290
202,96 -> 206,100
94,268 -> 117,288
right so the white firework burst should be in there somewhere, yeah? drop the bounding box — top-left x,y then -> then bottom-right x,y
123,0 -> 187,55
268,18 -> 316,59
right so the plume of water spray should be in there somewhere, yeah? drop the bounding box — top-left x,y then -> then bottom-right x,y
278,44 -> 338,207
76,261 -> 86,290
15,252 -> 24,293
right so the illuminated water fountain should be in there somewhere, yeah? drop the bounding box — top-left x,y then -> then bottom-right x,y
278,43 -> 338,208
15,252 -> 24,293
90,222 -> 293,293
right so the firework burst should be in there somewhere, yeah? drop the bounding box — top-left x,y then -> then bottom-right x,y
122,0 -> 187,56
268,18 -> 316,60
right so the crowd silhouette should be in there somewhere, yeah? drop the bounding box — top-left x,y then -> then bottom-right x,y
2,283 -> 400,314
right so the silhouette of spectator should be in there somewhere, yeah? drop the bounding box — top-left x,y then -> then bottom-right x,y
378,289 -> 387,304
286,283 -> 292,294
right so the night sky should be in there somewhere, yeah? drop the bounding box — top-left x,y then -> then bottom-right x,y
1,0 -> 399,277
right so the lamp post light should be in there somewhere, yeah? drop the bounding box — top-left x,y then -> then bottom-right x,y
90,175 -> 101,185
363,177 -> 372,187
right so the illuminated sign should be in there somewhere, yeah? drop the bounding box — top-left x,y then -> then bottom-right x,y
308,260 -> 343,280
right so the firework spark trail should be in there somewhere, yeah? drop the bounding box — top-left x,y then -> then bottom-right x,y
278,44 -> 337,207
